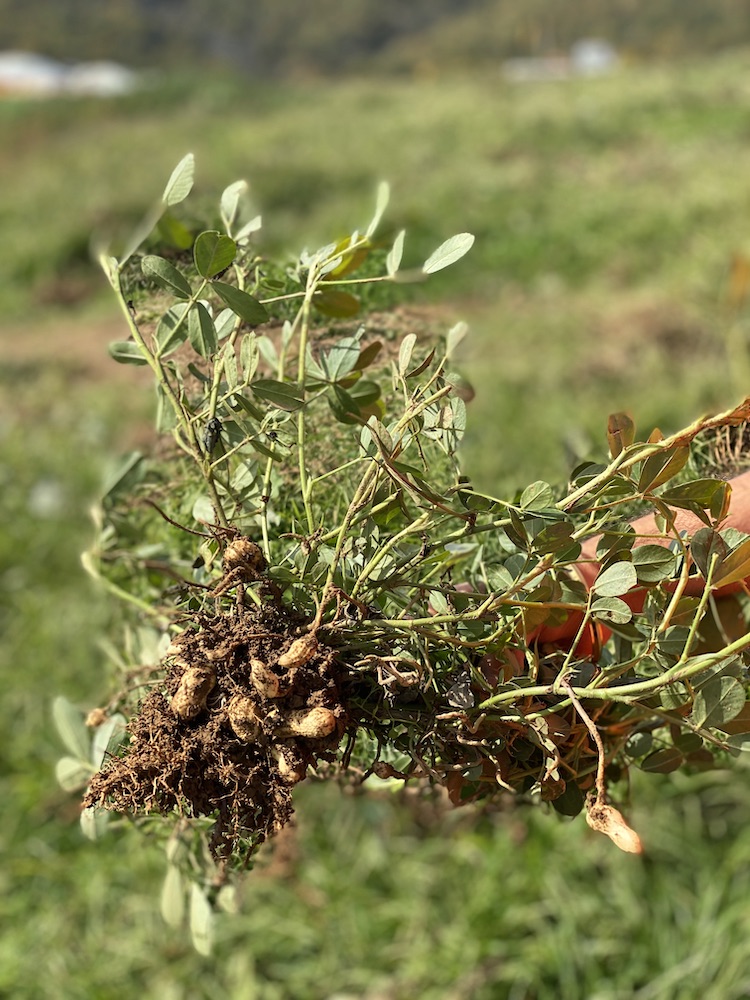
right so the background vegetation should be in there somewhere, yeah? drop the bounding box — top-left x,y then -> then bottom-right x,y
4,47 -> 750,998
4,0 -> 750,72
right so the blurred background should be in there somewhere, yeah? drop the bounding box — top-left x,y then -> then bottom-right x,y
4,2 -> 750,997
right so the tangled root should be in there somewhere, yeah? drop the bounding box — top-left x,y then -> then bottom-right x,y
84,603 -> 347,857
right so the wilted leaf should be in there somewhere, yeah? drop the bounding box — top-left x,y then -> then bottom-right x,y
711,537 -> 750,588
607,412 -> 635,458
353,340 -> 382,372
637,445 -> 690,493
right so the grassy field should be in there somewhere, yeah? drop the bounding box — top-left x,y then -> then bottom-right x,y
4,50 -> 750,998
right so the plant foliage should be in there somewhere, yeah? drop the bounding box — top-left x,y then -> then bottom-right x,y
59,156 -> 750,950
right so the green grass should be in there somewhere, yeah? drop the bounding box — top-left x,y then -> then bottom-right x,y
5,50 -> 750,998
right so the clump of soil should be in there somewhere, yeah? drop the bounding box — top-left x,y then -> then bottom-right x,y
84,603 -> 347,857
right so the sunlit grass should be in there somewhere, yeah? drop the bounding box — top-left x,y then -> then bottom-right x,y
5,49 -> 750,998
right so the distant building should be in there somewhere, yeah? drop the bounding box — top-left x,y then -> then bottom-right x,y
503,39 -> 618,83
570,39 -> 618,77
0,51 -> 137,97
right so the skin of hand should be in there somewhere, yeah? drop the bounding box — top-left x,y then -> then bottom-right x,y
529,470 -> 750,655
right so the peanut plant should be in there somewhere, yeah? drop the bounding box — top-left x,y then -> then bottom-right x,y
56,154 -> 750,950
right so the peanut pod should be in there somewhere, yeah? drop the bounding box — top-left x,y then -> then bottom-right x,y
277,634 -> 318,668
170,665 -> 216,720
275,706 -> 336,739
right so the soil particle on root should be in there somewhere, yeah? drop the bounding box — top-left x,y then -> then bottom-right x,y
85,603 -> 347,857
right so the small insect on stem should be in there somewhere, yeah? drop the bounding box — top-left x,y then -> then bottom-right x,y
203,417 -> 223,455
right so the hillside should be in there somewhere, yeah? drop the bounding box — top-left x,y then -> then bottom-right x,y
2,0 -> 750,74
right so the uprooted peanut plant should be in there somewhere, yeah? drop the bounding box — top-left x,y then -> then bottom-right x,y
55,154 -> 750,944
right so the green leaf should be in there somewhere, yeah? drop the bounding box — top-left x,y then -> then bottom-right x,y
189,883 -> 214,956
220,179 -> 248,230
637,445 -> 690,493
592,561 -> 638,597
386,230 -> 405,277
142,255 -> 192,299
591,597 -> 633,624
398,333 -> 417,376
624,732 -> 653,757
235,214 -> 262,242
154,303 -> 190,356
240,333 -> 259,382
519,481 -> 554,511
212,281 -> 269,325
631,544 -> 677,584
366,180 -> 390,238
251,379 -> 306,412
221,341 -> 238,390
188,303 -> 218,358
194,231 -> 237,278
156,212 -> 193,251
108,341 -> 149,366
215,308 -> 236,342
690,676 -> 746,730
52,696 -> 90,760
161,865 -> 185,929
102,451 -> 143,501
162,152 -> 195,206
91,714 -> 126,769
661,479 -> 728,512
321,337 -> 362,381
55,756 -> 93,791
639,747 -> 684,773
80,806 -> 109,841
446,321 -> 469,358
422,232 -> 475,274
313,289 -> 360,318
